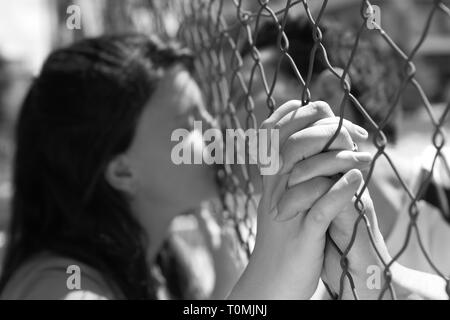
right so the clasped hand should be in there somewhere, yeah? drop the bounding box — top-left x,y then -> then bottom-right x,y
229,100 -> 391,300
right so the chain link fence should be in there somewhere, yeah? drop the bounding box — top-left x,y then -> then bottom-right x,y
142,0 -> 450,299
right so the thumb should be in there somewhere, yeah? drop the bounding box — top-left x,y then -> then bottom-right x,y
303,169 -> 363,238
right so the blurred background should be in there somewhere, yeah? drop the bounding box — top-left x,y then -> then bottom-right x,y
0,0 -> 449,279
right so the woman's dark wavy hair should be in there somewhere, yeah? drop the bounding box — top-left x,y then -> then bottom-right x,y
0,34 -> 193,299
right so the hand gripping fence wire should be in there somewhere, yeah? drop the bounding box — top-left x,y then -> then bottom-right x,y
148,0 -> 450,299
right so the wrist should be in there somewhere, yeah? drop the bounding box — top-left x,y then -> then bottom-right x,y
227,250 -> 273,299
228,248 -> 314,300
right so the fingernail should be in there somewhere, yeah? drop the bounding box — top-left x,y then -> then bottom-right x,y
354,125 -> 369,138
344,169 -> 361,184
355,152 -> 372,162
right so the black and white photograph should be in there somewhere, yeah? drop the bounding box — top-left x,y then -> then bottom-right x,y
0,0 -> 449,310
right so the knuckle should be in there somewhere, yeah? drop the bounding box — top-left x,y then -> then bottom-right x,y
311,206 -> 327,224
311,101 -> 334,119
283,133 -> 297,151
320,124 -> 344,145
273,122 -> 282,132
293,160 -> 310,176
260,119 -> 273,130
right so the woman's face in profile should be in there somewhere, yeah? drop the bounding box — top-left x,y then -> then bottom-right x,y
124,65 -> 219,219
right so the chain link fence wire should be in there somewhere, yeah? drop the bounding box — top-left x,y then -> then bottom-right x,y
146,0 -> 450,299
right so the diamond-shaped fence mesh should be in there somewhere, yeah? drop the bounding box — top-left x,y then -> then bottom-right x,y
144,0 -> 450,299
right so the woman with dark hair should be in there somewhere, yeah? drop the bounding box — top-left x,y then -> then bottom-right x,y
0,34 -> 207,299
0,33 -> 445,300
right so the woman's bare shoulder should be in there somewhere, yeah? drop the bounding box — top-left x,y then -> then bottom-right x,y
1,253 -> 118,300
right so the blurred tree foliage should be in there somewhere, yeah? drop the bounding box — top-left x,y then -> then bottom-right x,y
52,0 -> 180,47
